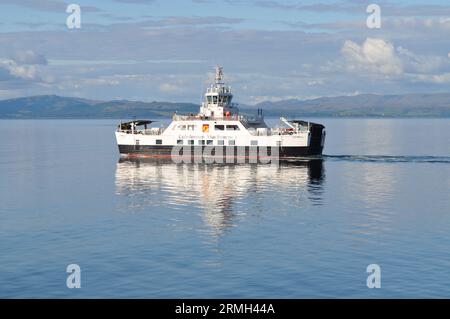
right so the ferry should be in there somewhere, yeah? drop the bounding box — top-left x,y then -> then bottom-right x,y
115,66 -> 325,160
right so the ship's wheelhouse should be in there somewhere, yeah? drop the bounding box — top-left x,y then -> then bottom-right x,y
200,66 -> 238,119
205,87 -> 233,106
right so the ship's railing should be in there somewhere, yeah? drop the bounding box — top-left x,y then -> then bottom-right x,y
247,127 -> 309,136
117,128 -> 163,135
172,114 -> 242,121
248,129 -> 270,136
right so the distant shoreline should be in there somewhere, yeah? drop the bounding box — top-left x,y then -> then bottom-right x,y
1,94 -> 450,118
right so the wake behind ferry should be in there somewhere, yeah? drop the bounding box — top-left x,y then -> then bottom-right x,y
115,66 -> 325,159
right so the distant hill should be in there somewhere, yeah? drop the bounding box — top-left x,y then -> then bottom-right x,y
1,94 -> 450,118
253,93 -> 450,117
0,95 -> 198,119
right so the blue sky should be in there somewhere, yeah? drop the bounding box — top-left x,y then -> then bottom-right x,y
1,0 -> 450,104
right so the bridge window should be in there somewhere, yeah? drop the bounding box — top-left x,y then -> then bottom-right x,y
215,124 -> 224,131
156,139 -> 162,145
218,96 -> 228,104
213,96 -> 218,104
177,140 -> 183,145
187,125 -> 196,131
206,140 -> 213,145
198,140 -> 205,145
228,140 -> 235,146
188,140 -> 194,145
251,140 -> 258,146
217,140 -> 224,145
226,125 -> 240,131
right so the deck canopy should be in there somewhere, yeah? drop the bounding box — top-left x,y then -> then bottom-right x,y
289,120 -> 324,128
289,120 -> 309,126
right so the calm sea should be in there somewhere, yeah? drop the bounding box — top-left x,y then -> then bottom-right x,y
1,118 -> 450,298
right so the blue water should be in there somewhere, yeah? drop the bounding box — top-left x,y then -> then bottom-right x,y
1,119 -> 450,298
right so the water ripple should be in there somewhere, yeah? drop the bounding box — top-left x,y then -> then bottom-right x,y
324,155 -> 450,163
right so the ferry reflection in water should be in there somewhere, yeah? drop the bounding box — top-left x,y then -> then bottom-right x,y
115,159 -> 325,237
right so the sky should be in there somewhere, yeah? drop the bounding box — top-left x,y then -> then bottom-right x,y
1,0 -> 450,104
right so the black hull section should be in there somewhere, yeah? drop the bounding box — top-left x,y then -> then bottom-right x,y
308,122 -> 325,155
118,144 -> 323,158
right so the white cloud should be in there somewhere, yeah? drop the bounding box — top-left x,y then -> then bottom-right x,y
341,38 -> 403,76
0,59 -> 38,80
328,37 -> 450,89
307,79 -> 324,86
412,73 -> 450,84
82,78 -> 120,86
11,50 -> 47,65
397,46 -> 447,74
159,83 -> 182,93
0,51 -> 50,84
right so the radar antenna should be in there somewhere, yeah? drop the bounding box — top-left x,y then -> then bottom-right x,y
215,65 -> 223,84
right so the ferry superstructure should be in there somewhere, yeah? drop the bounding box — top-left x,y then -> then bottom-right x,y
115,66 -> 325,159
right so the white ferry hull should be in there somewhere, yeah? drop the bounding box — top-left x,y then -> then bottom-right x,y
117,145 -> 322,158
115,122 -> 325,159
